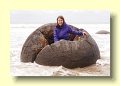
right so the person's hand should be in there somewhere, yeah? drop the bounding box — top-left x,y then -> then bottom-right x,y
82,32 -> 87,36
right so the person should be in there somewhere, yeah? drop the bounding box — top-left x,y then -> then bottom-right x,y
54,15 -> 87,43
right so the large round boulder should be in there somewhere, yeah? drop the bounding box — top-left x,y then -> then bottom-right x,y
21,23 -> 100,68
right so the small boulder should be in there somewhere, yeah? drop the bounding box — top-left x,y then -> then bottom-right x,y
96,30 -> 110,34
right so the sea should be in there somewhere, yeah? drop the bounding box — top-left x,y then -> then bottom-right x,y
10,23 -> 110,76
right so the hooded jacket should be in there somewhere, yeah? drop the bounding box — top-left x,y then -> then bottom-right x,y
54,23 -> 83,42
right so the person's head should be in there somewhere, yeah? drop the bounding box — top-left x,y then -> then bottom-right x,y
56,15 -> 65,28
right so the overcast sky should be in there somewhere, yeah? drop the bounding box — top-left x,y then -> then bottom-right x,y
10,10 -> 110,24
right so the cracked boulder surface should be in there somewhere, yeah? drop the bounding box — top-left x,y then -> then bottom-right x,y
20,23 -> 100,68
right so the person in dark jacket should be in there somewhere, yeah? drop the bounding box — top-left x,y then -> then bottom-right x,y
54,15 -> 87,42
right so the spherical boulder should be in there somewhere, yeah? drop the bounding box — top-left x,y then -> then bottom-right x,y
20,23 -> 100,68
96,30 -> 110,34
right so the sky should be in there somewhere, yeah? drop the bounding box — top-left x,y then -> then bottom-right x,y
10,10 -> 110,24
